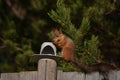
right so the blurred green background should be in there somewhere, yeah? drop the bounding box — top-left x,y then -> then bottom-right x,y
0,0 -> 120,72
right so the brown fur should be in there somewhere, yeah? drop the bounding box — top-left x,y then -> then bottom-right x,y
52,29 -> 116,73
73,59 -> 116,73
52,29 -> 75,61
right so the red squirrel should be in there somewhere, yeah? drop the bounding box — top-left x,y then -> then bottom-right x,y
52,28 -> 75,62
52,28 -> 116,73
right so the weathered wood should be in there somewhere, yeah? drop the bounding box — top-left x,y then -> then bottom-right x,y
108,70 -> 117,80
37,59 -> 57,80
37,59 -> 47,80
46,59 -> 57,80
57,71 -> 63,80
1,73 -> 19,80
85,72 -> 100,80
20,71 -> 37,80
0,70 -> 120,80
58,72 -> 85,80
116,71 -> 120,80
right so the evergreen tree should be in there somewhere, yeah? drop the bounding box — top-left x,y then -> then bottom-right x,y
48,0 -> 102,71
48,0 -> 120,71
0,0 -> 56,72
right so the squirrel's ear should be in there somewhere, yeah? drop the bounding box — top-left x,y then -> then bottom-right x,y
53,28 -> 62,34
58,28 -> 62,34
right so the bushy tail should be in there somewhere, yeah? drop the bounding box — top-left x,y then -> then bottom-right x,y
71,58 -> 116,73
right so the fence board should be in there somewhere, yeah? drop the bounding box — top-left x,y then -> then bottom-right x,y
85,72 -> 100,80
63,72 -> 76,80
37,59 -> 47,80
72,72 -> 85,80
37,59 -> 57,80
57,71 -> 63,80
60,72 -> 85,80
108,70 -> 117,80
1,73 -> 19,80
0,70 -> 120,80
46,59 -> 57,80
116,71 -> 120,80
20,71 -> 37,80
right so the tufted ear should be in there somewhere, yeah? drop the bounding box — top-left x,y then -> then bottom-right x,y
57,28 -> 62,34
53,28 -> 62,36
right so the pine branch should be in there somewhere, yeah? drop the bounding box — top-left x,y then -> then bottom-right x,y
48,0 -> 76,38
84,51 -> 101,63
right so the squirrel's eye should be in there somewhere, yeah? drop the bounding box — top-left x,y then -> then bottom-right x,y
57,39 -> 60,42
56,35 -> 59,37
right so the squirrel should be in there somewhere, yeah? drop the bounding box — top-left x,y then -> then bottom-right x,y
52,28 -> 116,73
52,28 -> 75,62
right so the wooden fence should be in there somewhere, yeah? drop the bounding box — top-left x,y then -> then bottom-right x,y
1,43 -> 120,80
0,70 -> 120,80
0,58 -> 120,80
0,59 -> 120,80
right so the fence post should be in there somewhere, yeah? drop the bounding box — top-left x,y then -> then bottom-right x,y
31,42 -> 62,80
37,59 -> 57,80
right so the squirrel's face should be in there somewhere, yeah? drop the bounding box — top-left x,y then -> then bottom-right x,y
52,29 -> 65,47
53,34 -> 62,42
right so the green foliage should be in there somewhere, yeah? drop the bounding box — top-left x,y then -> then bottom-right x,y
48,0 -> 76,37
32,20 -> 47,33
15,45 -> 34,71
0,39 -> 34,72
74,17 -> 90,49
58,60 -> 78,72
0,0 -> 56,72
48,0 -> 103,71
83,35 -> 102,64
30,0 -> 47,10
0,0 -> 120,72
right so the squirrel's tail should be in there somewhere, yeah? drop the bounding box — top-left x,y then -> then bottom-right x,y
71,58 -> 96,73
71,58 -> 116,73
